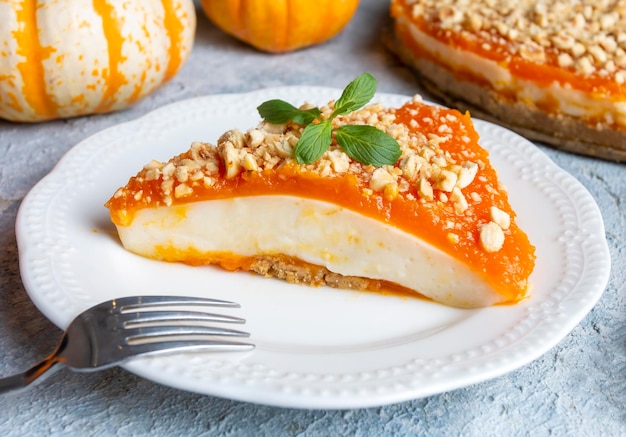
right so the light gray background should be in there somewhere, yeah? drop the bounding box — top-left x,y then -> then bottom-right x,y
1,1 -> 624,435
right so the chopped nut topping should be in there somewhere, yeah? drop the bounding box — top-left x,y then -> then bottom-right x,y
143,160 -> 162,170
370,167 -> 397,192
406,0 -> 626,78
175,166 -> 189,183
174,183 -> 193,198
479,221 -> 505,252
162,162 -> 175,178
434,169 -> 458,192
418,177 -> 434,200
490,206 -> 511,230
144,168 -> 160,181
457,161 -> 479,188
447,232 -> 460,244
161,179 -> 173,196
450,187 -> 468,214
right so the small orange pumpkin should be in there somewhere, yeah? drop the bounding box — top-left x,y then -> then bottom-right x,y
200,0 -> 360,53
0,0 -> 196,122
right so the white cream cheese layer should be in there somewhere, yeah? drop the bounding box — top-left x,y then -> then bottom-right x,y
399,16 -> 626,127
116,195 -> 501,308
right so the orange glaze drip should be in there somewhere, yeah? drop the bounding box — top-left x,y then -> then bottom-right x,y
93,0 -> 127,113
107,100 -> 536,303
13,0 -> 58,119
391,1 -> 626,98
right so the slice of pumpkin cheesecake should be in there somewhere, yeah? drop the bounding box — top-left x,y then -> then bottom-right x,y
106,80 -> 535,308
390,0 -> 626,161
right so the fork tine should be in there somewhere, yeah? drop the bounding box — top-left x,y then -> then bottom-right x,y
120,310 -> 246,327
124,325 -> 251,343
113,295 -> 240,312
0,295 -> 254,391
125,339 -> 254,358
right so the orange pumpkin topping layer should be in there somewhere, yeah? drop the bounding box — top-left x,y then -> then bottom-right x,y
106,96 -> 536,308
390,0 -> 626,161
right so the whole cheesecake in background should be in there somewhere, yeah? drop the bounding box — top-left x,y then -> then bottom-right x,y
390,0 -> 626,162
106,96 -> 536,309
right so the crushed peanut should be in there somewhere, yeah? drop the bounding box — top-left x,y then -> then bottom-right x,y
479,221 -> 505,252
490,206 -> 511,230
447,232 -> 460,244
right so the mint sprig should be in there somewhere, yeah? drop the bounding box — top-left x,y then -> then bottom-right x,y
256,73 -> 401,167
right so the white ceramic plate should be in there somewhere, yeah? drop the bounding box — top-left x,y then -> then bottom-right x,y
16,88 -> 611,409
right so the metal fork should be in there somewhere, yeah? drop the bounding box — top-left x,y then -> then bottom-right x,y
0,295 -> 253,394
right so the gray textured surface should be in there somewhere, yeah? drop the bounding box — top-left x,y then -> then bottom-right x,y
0,1 -> 624,435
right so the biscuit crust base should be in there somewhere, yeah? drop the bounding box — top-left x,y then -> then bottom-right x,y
248,255 -> 380,292
245,255 -> 420,299
390,31 -> 626,162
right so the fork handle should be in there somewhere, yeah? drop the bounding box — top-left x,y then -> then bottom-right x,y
0,354 -> 62,394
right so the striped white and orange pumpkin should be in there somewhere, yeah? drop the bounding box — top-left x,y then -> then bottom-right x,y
0,0 -> 196,122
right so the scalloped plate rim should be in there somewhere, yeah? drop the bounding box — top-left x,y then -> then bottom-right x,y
15,87 -> 611,409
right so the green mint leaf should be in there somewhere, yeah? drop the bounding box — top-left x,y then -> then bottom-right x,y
333,73 -> 377,116
335,125 -> 401,167
257,99 -> 300,124
258,100 -> 321,125
291,107 -> 322,125
295,121 -> 333,164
